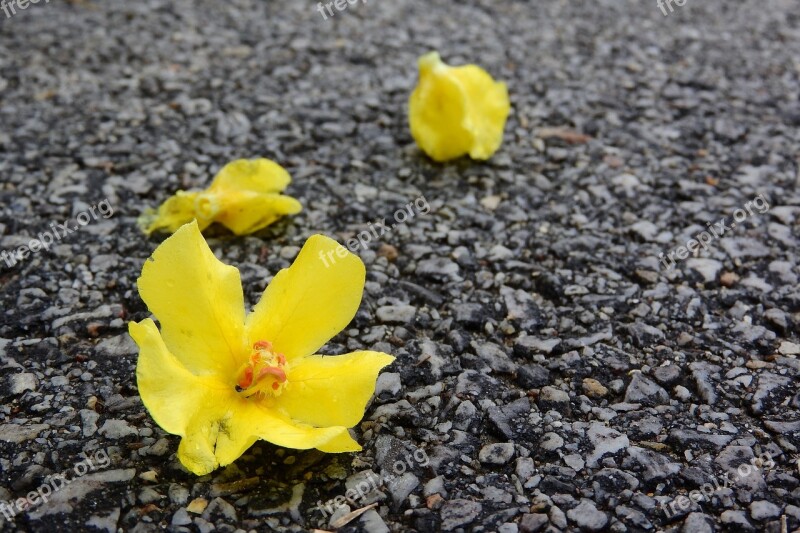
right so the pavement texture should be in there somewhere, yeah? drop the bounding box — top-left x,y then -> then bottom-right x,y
1,0 -> 799,532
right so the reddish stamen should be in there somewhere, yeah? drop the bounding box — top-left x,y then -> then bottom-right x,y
257,366 -> 287,383
238,367 -> 254,389
254,340 -> 272,350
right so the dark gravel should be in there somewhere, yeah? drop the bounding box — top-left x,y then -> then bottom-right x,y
1,0 -> 799,532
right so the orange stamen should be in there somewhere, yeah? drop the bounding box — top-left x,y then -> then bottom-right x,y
257,366 -> 287,383
254,340 -> 272,350
238,367 -> 254,389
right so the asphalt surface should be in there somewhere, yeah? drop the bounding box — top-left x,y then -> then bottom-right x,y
1,0 -> 799,532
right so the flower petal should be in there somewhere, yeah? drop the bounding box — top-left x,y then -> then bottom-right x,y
137,220 -> 248,376
245,234 -> 365,360
409,53 -> 473,162
214,193 -> 302,236
276,351 -> 394,428
209,158 -> 292,194
177,399 -> 361,475
130,318 -> 232,436
139,191 -> 211,235
451,65 -> 510,160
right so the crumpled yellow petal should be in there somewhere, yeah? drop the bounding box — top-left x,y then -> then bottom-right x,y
245,235 -> 365,360
203,158 -> 302,235
138,191 -> 212,235
212,194 -> 302,236
276,351 -> 395,428
178,401 -> 361,475
131,317 -> 361,476
137,220 -> 248,376
409,51 -> 510,162
140,158 -> 302,236
209,158 -> 293,194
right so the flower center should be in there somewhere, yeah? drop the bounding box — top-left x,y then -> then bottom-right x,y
235,340 -> 288,399
194,193 -> 220,221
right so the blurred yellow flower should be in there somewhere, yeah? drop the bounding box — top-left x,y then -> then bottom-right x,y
409,52 -> 510,162
129,221 -> 394,475
139,158 -> 302,236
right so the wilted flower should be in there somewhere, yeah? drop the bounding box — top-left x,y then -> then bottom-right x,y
409,51 -> 510,162
139,158 -> 302,236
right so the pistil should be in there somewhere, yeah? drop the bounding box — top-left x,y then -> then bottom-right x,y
235,340 -> 288,398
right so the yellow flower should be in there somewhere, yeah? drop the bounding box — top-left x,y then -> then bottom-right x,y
128,221 -> 394,475
139,158 -> 302,236
409,51 -> 511,162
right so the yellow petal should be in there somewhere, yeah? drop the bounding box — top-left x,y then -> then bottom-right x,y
138,191 -> 211,235
177,399 -> 360,475
130,319 -> 230,436
209,158 -> 293,195
207,159 -> 301,234
214,193 -> 302,236
276,351 -> 394,428
137,221 -> 248,376
409,51 -> 510,162
245,234 -> 365,360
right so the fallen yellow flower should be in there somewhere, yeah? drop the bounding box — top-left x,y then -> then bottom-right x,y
409,51 -> 510,162
129,221 -> 394,475
139,158 -> 302,236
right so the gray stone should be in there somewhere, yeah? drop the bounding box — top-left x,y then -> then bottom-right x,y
171,508 -> 192,526
376,305 -> 416,324
749,500 -> 780,520
478,443 -> 516,465
516,364 -> 551,389
624,373 -> 669,406
360,509 -> 390,533
519,513 -> 548,533
0,423 -> 49,444
567,499 -> 608,532
751,372 -> 793,414
539,432 -> 564,452
720,510 -> 754,531
98,419 -> 138,439
10,373 -> 38,394
586,423 -> 630,468
387,472 -> 419,510
80,409 -> 100,437
440,499 -> 482,531
487,397 -> 531,439
682,512 -> 713,533
686,258 -> 723,283
538,386 -> 570,413
453,400 -> 477,430
514,336 -> 561,357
